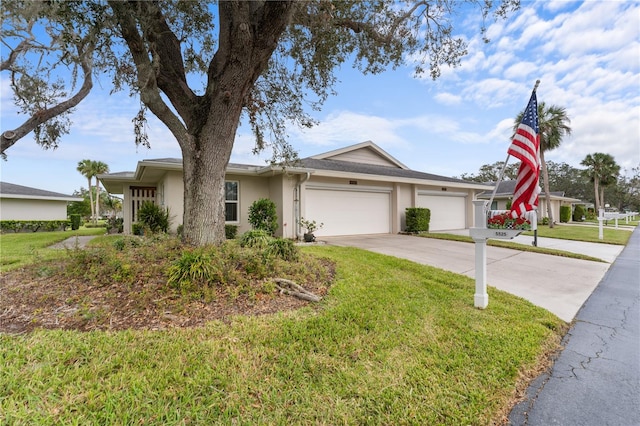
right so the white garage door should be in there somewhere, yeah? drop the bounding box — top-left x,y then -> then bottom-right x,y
417,193 -> 467,231
306,188 -> 391,236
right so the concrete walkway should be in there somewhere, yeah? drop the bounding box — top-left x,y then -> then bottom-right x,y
508,226 -> 640,425
323,234 -> 614,322
48,235 -> 99,249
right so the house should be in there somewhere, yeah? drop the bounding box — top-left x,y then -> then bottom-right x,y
98,141 -> 493,238
477,180 -> 582,222
0,182 -> 82,221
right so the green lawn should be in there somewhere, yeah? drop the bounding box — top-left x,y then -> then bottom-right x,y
0,227 -> 106,272
419,232 -> 607,262
522,223 -> 631,245
0,246 -> 565,425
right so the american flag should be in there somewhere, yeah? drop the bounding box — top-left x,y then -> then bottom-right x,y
508,90 -> 540,219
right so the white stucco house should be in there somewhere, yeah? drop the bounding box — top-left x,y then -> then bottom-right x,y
99,141 -> 493,238
0,182 -> 82,221
477,180 -> 582,223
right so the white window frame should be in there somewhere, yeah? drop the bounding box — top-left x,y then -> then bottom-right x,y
225,180 -> 239,223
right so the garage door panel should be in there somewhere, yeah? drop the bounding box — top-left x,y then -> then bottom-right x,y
306,189 -> 390,236
417,195 -> 466,231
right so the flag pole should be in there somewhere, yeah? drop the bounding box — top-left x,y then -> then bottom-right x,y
487,153 -> 511,214
532,80 -> 540,247
487,80 -> 541,216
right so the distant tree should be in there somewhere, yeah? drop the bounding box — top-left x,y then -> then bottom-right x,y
67,188 -> 92,218
1,0 -> 519,246
459,161 -> 519,183
514,102 -> 571,227
581,153 -> 621,213
92,161 -> 109,220
102,193 -> 122,218
76,159 -> 96,222
545,161 -> 591,201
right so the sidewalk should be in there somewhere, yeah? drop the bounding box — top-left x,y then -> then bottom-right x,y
508,226 -> 640,425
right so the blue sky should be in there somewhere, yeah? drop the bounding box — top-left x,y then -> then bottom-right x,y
1,0 -> 639,195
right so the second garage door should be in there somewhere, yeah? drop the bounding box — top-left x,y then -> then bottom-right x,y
416,193 -> 467,231
305,187 -> 391,236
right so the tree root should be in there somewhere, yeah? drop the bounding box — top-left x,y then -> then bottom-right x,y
274,278 -> 322,302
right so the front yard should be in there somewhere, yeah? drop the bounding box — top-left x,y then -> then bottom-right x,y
0,233 -> 566,425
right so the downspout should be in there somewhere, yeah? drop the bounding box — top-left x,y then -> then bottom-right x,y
294,172 -> 311,240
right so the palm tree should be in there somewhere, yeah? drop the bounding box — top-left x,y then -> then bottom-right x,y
581,153 -> 621,214
76,159 -> 96,222
92,161 -> 109,222
514,102 -> 572,228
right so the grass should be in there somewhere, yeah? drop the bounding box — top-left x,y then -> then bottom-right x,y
0,245 -> 566,425
0,227 -> 107,272
418,232 -> 607,262
521,223 -> 631,245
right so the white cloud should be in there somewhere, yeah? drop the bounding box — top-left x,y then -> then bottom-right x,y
433,92 -> 462,106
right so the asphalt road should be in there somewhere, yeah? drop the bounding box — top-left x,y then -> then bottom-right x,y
509,226 -> 639,425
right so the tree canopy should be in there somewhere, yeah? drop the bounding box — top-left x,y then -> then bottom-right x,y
2,0 -> 520,245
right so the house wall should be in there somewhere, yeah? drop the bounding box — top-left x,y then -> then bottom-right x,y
538,197 -> 561,223
0,198 -> 69,221
159,171 -> 184,233
226,173 -> 271,236
268,174 -> 297,239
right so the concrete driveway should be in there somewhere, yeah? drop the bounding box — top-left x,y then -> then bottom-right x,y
323,234 -> 615,322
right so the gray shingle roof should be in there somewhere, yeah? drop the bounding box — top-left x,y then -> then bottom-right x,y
300,157 -> 480,185
0,181 -> 77,198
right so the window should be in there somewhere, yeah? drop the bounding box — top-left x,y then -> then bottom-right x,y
490,201 -> 498,210
225,181 -> 239,222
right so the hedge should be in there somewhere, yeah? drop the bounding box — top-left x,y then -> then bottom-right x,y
559,205 -> 571,223
405,207 -> 430,233
0,220 -> 71,233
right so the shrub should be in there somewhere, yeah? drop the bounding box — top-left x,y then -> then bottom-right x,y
137,201 -> 170,233
225,224 -> 238,239
573,205 -> 586,222
506,199 -> 513,210
248,198 -> 278,235
539,217 -> 550,226
239,229 -> 273,249
132,223 -> 146,236
559,205 -> 571,223
167,249 -> 223,292
266,238 -> 299,261
70,214 -> 82,230
405,208 -> 430,233
0,220 -> 70,233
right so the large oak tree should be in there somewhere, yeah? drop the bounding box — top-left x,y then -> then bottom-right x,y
1,0 -> 519,245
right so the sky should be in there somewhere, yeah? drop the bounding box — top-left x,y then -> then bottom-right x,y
1,0 -> 639,196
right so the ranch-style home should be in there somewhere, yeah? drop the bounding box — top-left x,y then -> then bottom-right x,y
0,181 -> 82,221
477,180 -> 582,223
99,141 -> 493,238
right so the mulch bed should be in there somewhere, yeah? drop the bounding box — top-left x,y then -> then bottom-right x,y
0,261 -> 334,334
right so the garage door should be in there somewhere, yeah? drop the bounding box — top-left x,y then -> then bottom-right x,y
416,193 -> 466,231
306,188 -> 391,236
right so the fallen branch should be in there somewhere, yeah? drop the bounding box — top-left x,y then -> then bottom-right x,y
274,278 -> 322,302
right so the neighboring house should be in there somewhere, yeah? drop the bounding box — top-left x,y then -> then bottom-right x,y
99,141 -> 493,238
477,180 -> 582,222
0,182 -> 82,221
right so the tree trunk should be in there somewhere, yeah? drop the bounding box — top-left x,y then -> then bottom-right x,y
87,177 -> 95,223
540,150 -> 554,228
94,178 -> 101,224
180,87 -> 244,246
594,179 -> 600,214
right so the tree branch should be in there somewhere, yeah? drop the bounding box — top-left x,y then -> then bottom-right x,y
1,42 -> 94,155
108,1 -> 189,147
